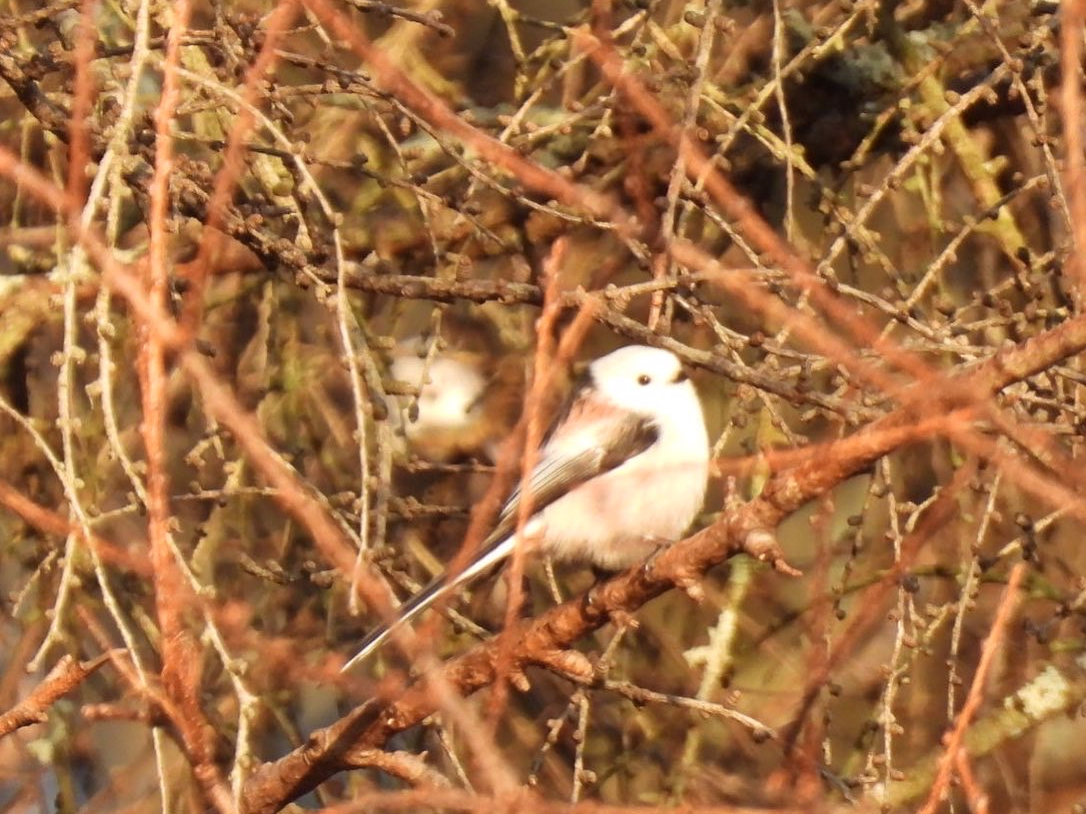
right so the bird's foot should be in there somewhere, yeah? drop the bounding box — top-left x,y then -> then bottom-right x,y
638,536 -> 674,579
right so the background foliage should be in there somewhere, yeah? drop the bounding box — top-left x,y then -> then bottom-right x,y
1,0 -> 1085,812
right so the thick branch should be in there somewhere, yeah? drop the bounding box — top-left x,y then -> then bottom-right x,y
0,654 -> 111,738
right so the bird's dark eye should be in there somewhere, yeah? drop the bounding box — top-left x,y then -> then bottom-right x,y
637,374 -> 651,385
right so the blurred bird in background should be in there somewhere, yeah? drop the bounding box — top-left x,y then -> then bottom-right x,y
390,348 -> 490,463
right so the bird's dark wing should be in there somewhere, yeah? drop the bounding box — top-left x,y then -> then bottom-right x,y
484,399 -> 658,547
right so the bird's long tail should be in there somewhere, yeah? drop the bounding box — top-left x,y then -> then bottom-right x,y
341,533 -> 516,671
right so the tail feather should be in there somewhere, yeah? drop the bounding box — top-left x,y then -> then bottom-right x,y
341,533 -> 517,671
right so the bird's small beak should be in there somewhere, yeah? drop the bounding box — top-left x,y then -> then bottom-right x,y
673,366 -> 690,383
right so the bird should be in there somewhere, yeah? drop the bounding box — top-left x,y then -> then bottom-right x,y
343,344 -> 710,671
390,349 -> 490,462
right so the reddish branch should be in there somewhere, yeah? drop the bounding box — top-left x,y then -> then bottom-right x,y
1060,0 -> 1086,290
182,0 -> 299,337
65,0 -> 95,206
0,653 -> 110,738
309,787 -> 807,814
492,240 -> 595,727
0,478 -> 150,575
139,3 -> 234,811
917,563 -> 1026,814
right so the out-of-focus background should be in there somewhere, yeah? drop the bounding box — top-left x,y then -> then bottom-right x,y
1,0 -> 1085,812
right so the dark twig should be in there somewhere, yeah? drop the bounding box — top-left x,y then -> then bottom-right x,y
342,0 -> 455,38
